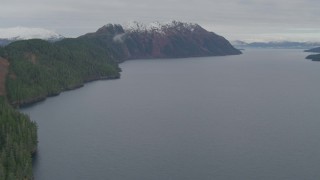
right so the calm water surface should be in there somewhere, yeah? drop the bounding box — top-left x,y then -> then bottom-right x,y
22,49 -> 320,180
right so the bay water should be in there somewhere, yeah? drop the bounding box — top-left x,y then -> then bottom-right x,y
22,49 -> 320,180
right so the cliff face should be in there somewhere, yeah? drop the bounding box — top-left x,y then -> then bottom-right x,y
0,57 -> 9,96
81,21 -> 241,60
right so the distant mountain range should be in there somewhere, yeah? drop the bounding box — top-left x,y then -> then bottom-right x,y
0,27 -> 64,46
232,40 -> 320,49
232,40 -> 320,61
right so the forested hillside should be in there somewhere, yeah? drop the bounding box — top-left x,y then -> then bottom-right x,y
0,37 -> 121,180
0,97 -> 37,179
2,39 -> 121,106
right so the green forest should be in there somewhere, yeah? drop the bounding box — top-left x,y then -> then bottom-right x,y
0,34 -> 122,179
0,97 -> 37,179
2,38 -> 121,106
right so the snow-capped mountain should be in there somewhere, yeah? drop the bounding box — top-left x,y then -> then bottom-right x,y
0,27 -> 64,46
83,21 -> 241,59
123,21 -> 200,34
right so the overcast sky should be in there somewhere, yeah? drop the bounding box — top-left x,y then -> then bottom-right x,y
1,0 -> 320,42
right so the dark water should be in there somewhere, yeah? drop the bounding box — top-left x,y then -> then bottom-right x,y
22,49 -> 320,180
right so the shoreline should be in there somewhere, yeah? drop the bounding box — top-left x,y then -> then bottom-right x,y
15,75 -> 120,108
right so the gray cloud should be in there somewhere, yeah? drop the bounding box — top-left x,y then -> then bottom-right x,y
1,0 -> 319,41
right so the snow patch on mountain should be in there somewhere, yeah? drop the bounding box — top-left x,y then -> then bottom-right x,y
0,27 -> 64,41
123,21 -> 200,34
